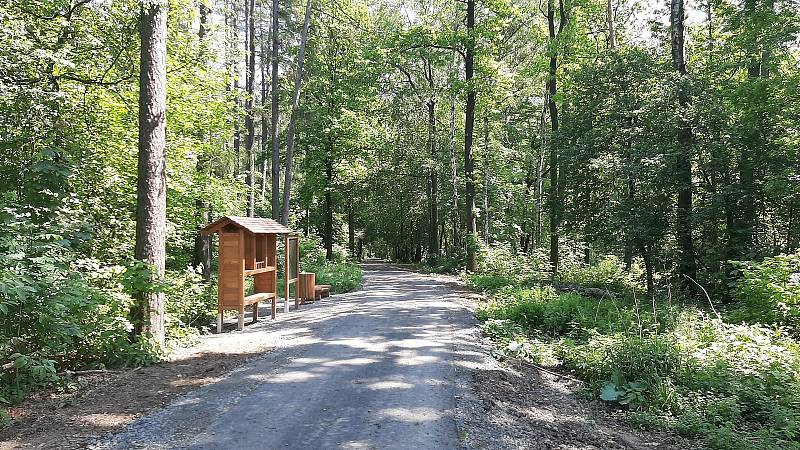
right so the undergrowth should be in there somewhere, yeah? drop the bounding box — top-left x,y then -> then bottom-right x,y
474,251 -> 800,450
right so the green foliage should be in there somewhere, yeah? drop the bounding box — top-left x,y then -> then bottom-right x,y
476,271 -> 800,449
0,204 -> 158,406
729,252 -> 800,330
163,268 -> 218,344
298,235 -> 362,294
558,256 -> 644,294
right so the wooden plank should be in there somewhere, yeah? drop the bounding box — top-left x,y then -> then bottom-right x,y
284,234 -> 290,313
243,266 -> 276,276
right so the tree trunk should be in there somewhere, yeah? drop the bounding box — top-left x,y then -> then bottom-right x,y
426,59 -> 439,264
245,0 -> 256,217
449,92 -> 459,252
134,0 -> 168,347
324,153 -> 334,261
639,242 -> 655,297
606,0 -> 615,49
670,0 -> 698,291
536,91 -> 546,247
280,0 -> 313,226
261,29 -> 269,202
348,201 -> 355,258
546,0 -> 565,276
464,0 -> 477,272
192,3 -> 211,281
232,7 -> 241,177
270,0 -> 280,220
482,115 -> 489,243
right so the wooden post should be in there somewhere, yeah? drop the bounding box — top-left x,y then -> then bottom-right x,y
238,229 -> 246,330
284,233 -> 290,313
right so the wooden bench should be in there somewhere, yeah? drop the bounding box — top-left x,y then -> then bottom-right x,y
314,285 -> 331,300
218,292 -> 277,332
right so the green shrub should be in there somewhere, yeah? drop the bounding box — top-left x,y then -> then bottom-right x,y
559,255 -> 645,294
300,235 -> 362,294
475,243 -> 549,282
303,261 -> 362,294
466,274 -> 516,292
730,252 -> 800,330
163,267 -> 218,344
0,205 -> 160,409
476,284 -> 800,449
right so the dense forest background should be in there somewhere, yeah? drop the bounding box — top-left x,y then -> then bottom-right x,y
1,0 -> 800,446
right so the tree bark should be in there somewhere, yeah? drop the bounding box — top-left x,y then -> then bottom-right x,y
449,90 -> 459,251
232,6 -> 241,177
606,0 -> 616,49
192,2 -> 211,281
261,28 -> 269,202
536,89 -> 546,247
324,151 -> 334,261
670,0 -> 698,291
464,0 -> 477,272
245,0 -> 256,217
426,59 -> 439,264
482,115 -> 489,243
546,0 -> 565,276
280,0 -> 313,226
270,0 -> 280,220
134,0 -> 168,347
348,201 -> 355,257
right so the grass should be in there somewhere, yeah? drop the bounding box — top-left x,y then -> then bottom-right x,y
475,284 -> 800,450
302,261 -> 362,294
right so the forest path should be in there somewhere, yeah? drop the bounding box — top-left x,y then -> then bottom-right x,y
93,262 -> 479,450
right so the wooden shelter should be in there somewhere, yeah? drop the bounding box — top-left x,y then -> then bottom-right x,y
201,216 -> 300,332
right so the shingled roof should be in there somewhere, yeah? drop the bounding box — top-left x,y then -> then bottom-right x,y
200,216 -> 292,235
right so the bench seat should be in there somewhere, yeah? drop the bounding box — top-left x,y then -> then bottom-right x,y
314,285 -> 332,300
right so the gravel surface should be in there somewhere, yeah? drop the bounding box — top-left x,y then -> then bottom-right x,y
91,262 -> 476,449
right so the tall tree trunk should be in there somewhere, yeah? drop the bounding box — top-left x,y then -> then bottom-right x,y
245,0 -> 256,217
482,115 -> 489,243
280,0 -> 313,226
232,6 -> 241,177
426,59 -> 439,264
536,90 -> 546,247
464,0 -> 477,272
348,201 -> 355,257
606,0 -> 616,49
639,242 -> 655,296
546,0 -> 565,275
670,0 -> 698,291
261,29 -> 269,202
449,91 -> 459,251
134,0 -> 168,347
192,1 -> 211,281
270,0 -> 280,220
324,151 -> 334,261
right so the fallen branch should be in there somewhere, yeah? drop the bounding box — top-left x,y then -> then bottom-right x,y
509,358 -> 583,384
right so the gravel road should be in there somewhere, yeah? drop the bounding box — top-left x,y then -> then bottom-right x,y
91,262 -> 480,450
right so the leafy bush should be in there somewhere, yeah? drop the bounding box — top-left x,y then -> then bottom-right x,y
163,267 -> 218,344
558,255 -> 645,294
730,252 -> 800,330
0,205 -> 158,409
476,243 -> 549,282
466,274 -> 516,292
476,284 -> 800,449
300,235 -> 362,294
303,262 -> 362,294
